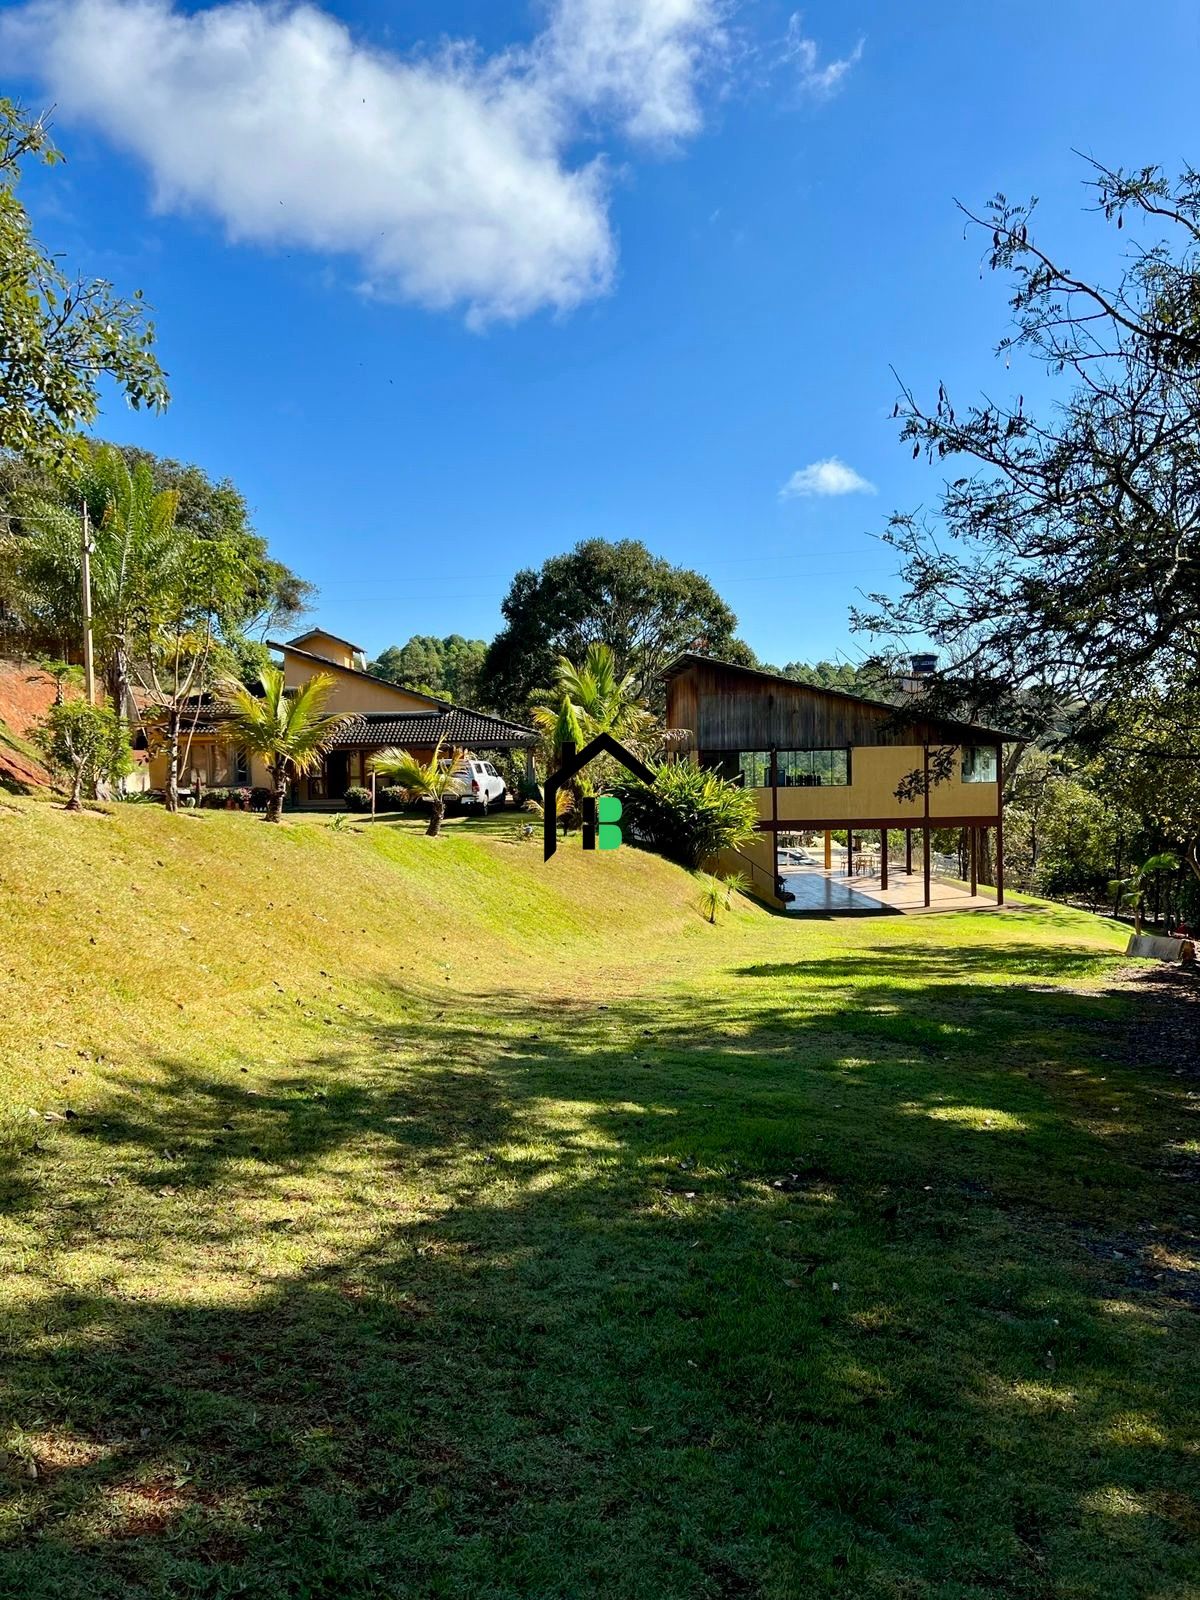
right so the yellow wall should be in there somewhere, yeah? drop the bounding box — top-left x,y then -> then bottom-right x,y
147,739 -> 271,791
713,837 -> 786,910
280,648 -> 436,716
750,745 -> 999,824
290,631 -> 358,670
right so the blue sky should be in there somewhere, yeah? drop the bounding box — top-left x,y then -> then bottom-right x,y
4,0 -> 1198,669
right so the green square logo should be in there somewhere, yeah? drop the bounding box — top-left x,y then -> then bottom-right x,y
597,794 -> 622,850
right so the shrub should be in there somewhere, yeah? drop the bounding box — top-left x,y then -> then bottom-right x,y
696,869 -> 749,923
249,786 -> 272,813
199,787 -> 230,809
377,785 -> 408,811
344,786 -> 372,812
36,701 -> 131,811
610,762 -> 758,869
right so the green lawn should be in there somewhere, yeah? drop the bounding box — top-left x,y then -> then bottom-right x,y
0,798 -> 1197,1599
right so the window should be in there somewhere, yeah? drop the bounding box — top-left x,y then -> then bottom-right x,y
962,746 -> 998,784
737,750 -> 850,788
778,749 -> 850,787
233,747 -> 250,785
737,752 -> 768,788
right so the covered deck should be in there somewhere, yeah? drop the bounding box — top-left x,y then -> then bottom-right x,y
779,861 -> 997,916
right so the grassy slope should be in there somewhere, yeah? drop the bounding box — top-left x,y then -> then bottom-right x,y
0,799 -> 1196,1600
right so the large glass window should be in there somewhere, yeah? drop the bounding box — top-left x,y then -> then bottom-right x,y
962,745 -> 998,784
737,750 -> 850,788
738,751 -> 772,789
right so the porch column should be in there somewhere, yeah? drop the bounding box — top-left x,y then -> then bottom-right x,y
905,828 -> 913,875
524,748 -> 536,784
922,744 -> 931,908
769,749 -> 780,893
824,830 -> 832,871
880,829 -> 888,890
995,742 -> 1005,906
846,830 -> 855,877
970,827 -> 978,896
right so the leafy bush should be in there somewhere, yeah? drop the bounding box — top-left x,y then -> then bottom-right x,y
36,701 -> 131,810
198,787 -> 250,810
344,786 -> 372,812
610,762 -> 758,869
249,786 -> 272,813
377,785 -> 408,812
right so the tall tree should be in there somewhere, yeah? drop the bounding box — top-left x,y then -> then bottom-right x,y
530,642 -> 659,806
855,156 -> 1200,741
115,447 -> 315,640
761,658 -> 892,697
482,539 -> 753,714
128,526 -> 249,813
1,444 -> 314,693
0,101 -> 167,460
367,635 -> 486,703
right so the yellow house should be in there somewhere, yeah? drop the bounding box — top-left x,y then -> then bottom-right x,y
145,627 -> 537,804
664,653 -> 1014,909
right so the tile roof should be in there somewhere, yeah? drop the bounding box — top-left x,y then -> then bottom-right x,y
327,709 -> 537,750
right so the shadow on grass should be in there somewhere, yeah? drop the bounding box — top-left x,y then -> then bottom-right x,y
2,959 -> 1198,1599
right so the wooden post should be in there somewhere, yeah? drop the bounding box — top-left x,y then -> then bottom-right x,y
905,828 -> 913,875
846,830 -> 855,877
922,744 -> 931,908
995,743 -> 1005,906
880,828 -> 888,890
80,501 -> 97,707
824,829 -> 832,870
769,748 -> 780,893
371,769 -> 377,821
969,827 -> 977,896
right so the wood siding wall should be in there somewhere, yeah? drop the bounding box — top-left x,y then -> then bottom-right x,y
666,660 -> 1001,827
666,660 -> 985,750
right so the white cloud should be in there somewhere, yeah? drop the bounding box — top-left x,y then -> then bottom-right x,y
781,13 -> 863,96
780,458 -> 876,498
1,0 -> 729,325
539,0 -> 728,142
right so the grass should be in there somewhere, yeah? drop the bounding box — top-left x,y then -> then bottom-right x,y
0,796 -> 1197,1599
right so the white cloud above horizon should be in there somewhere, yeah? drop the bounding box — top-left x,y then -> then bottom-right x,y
780,13 -> 863,96
0,0 -> 733,325
780,457 -> 876,498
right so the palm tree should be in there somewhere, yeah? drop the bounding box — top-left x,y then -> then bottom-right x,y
217,665 -> 347,822
370,739 -> 465,836
15,445 -> 180,720
530,642 -> 658,822
532,642 -> 657,760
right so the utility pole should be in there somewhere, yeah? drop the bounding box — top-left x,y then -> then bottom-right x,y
80,500 -> 97,706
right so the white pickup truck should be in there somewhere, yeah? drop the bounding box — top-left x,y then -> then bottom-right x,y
454,757 -> 506,813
